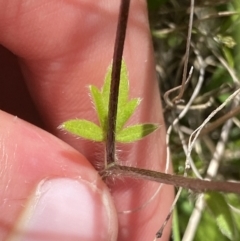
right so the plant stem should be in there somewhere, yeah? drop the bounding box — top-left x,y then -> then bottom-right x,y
173,0 -> 194,102
101,164 -> 240,194
106,0 -> 130,166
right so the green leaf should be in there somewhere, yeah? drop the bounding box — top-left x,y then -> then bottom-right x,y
96,60 -> 135,132
118,60 -> 129,108
116,98 -> 141,132
101,60 -> 129,108
62,60 -> 159,144
89,85 -> 107,130
116,123 -> 159,143
61,119 -> 104,142
102,63 -> 111,108
205,192 -> 236,240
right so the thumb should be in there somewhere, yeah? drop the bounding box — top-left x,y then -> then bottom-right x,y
0,111 -> 117,241
9,178 -> 116,241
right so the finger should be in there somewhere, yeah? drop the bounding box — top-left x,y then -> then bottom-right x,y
0,111 -> 117,241
0,45 -> 44,127
0,0 -> 173,240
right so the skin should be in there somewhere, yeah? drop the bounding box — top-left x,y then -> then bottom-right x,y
0,0 -> 173,240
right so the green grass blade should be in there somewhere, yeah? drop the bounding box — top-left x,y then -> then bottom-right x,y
205,192 -> 236,240
172,208 -> 181,241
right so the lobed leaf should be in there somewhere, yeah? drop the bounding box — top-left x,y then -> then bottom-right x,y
118,60 -> 129,108
102,64 -> 111,108
101,60 -> 129,106
61,119 -> 104,142
62,60 -> 159,145
116,98 -> 141,132
99,60 -> 133,132
89,85 -> 107,130
116,123 -> 159,143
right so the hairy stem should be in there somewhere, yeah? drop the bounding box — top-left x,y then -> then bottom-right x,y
106,0 -> 130,166
101,164 -> 240,194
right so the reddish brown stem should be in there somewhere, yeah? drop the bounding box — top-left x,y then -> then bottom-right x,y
106,0 -> 130,166
102,164 -> 240,194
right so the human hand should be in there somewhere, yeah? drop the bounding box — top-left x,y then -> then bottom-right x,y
0,1 -> 173,240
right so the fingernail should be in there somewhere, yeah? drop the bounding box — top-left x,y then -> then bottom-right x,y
9,178 -> 117,241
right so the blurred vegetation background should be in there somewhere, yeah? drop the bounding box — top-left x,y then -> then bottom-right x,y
147,0 -> 240,240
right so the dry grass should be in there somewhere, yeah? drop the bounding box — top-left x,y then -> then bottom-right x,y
148,0 -> 240,240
